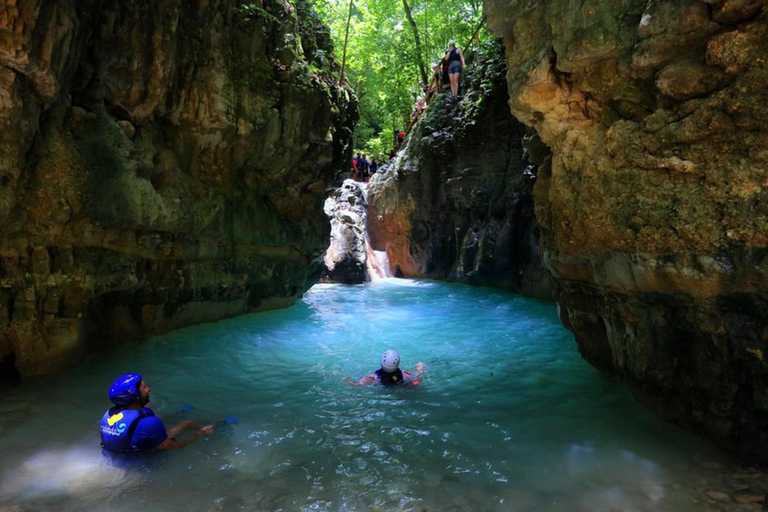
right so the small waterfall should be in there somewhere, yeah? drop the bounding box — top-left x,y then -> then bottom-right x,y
364,233 -> 392,280
358,181 -> 393,280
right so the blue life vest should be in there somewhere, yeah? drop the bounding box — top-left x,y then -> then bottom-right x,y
375,368 -> 405,386
100,407 -> 154,453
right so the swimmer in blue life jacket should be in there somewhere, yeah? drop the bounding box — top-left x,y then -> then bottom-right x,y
344,350 -> 425,386
100,373 -> 214,453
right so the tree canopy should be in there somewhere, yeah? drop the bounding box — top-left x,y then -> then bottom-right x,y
310,0 -> 490,160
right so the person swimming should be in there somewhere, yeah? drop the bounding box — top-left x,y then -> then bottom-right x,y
99,373 -> 214,453
344,350 -> 425,386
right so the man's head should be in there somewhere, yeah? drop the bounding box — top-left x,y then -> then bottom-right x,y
109,373 -> 150,407
448,39 -> 456,47
381,350 -> 400,373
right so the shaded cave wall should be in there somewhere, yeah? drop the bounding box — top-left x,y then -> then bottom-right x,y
367,41 -> 553,299
0,0 -> 356,377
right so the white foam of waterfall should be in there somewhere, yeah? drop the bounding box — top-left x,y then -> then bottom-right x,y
364,233 -> 392,281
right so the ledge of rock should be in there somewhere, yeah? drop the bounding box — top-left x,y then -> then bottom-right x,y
367,40 -> 552,299
0,0 -> 357,378
483,0 -> 768,461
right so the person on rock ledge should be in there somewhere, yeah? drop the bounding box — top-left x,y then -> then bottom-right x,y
344,349 -> 425,387
445,38 -> 465,99
100,373 -> 214,453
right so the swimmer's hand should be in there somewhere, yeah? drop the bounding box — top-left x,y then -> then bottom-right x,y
157,423 -> 214,450
414,362 -> 425,379
196,425 -> 214,438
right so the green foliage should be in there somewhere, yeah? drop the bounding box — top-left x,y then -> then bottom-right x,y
363,135 -> 390,162
310,0 -> 491,154
234,2 -> 278,24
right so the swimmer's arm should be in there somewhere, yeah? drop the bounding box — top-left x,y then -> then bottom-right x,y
167,420 -> 197,438
344,374 -> 376,386
156,424 -> 214,451
404,363 -> 426,384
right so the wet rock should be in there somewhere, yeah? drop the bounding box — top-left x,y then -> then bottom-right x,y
482,0 -> 768,463
706,491 -> 733,502
0,0 -> 357,377
367,41 -> 553,299
728,480 -> 752,492
322,180 -> 368,284
734,494 -> 766,504
117,120 -> 135,140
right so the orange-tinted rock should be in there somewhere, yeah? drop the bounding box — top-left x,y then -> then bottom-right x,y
483,0 -> 768,462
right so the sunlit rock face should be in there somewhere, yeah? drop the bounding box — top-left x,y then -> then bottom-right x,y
0,0 -> 356,377
367,41 -> 553,299
483,0 -> 768,461
322,180 -> 367,284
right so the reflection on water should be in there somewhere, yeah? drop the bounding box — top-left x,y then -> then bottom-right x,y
0,280 -> 759,511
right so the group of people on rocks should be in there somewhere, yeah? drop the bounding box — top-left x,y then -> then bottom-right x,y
406,39 -> 467,134
352,151 -> 377,182
348,39 -> 467,178
420,38 -> 467,111
100,350 -> 424,453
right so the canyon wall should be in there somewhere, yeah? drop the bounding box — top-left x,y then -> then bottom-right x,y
483,0 -> 768,461
367,41 -> 552,299
0,0 -> 356,379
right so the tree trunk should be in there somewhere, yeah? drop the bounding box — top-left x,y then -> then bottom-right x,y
339,0 -> 354,84
402,0 -> 428,86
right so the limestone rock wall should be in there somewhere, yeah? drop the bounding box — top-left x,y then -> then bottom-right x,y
367,41 -> 552,299
322,179 -> 368,284
483,0 -> 768,461
0,0 -> 356,378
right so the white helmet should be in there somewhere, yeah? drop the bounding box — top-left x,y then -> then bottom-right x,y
381,350 -> 400,372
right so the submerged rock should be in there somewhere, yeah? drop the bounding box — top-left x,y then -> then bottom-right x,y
706,491 -> 732,502
0,0 -> 357,377
483,0 -> 768,462
367,40 -> 552,299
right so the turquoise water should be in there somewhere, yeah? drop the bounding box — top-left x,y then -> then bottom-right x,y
0,280 -> 745,511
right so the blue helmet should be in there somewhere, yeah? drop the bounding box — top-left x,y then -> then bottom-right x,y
108,373 -> 143,405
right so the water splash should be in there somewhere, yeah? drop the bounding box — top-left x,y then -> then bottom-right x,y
364,233 -> 392,280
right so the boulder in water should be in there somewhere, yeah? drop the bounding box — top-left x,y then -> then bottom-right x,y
322,180 -> 368,284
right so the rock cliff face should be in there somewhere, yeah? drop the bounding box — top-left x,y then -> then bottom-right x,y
0,0 -> 356,379
483,0 -> 768,461
367,41 -> 552,299
322,179 -> 368,284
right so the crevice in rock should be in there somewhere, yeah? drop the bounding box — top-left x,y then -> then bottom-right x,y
0,352 -> 22,386
547,46 -> 572,92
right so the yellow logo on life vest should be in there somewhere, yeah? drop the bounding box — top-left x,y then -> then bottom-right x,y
392,376 -> 398,382
107,412 -> 124,426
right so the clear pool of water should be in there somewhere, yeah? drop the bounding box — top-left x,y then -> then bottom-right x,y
0,280 -> 750,511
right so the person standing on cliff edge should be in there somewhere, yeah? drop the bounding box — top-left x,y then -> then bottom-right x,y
100,373 -> 214,453
445,39 -> 465,99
